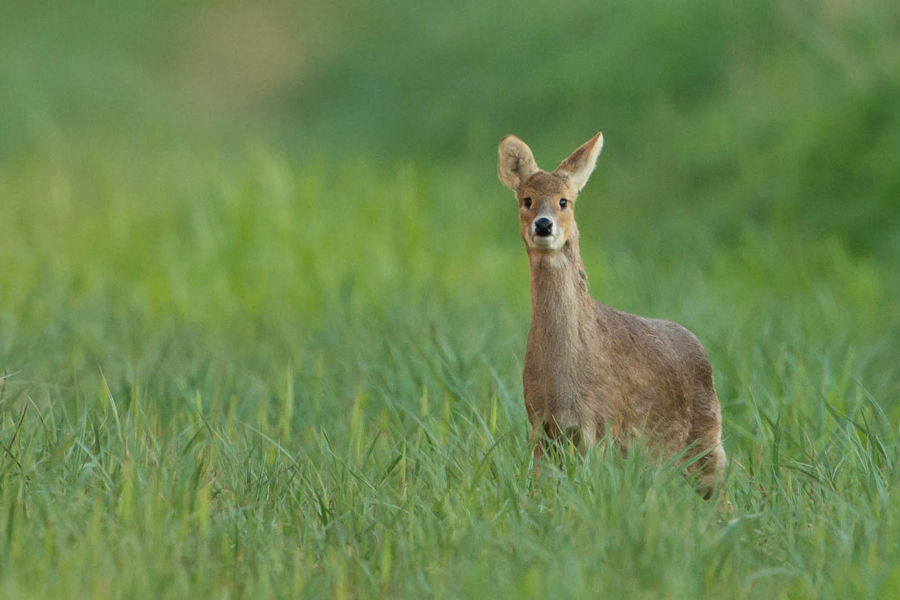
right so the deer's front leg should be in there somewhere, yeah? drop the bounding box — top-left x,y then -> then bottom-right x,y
530,424 -> 545,478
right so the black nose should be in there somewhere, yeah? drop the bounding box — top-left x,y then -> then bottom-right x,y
534,217 -> 553,237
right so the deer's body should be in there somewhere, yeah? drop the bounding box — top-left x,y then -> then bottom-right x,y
499,133 -> 725,496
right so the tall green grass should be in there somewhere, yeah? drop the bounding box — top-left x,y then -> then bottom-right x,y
2,148 -> 899,598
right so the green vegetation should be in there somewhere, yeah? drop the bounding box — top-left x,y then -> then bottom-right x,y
1,1 -> 899,598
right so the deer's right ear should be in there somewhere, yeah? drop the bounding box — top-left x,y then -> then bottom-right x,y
498,135 -> 538,191
554,132 -> 603,191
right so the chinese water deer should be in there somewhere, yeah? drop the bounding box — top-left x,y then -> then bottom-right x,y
498,132 -> 726,498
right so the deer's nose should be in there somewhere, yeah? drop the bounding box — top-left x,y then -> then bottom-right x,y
534,218 -> 553,237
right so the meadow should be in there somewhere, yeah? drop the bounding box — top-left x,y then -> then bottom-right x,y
1,1 -> 899,598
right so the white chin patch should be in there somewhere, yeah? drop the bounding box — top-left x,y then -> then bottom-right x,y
529,235 -> 561,251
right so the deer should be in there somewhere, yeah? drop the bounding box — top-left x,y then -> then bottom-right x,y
498,132 -> 726,499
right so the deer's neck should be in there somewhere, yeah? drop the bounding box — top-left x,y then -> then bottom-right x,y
527,233 -> 596,345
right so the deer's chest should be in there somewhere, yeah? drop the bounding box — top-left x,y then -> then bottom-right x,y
523,321 -> 598,424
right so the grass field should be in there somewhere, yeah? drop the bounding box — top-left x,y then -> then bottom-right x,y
2,1 -> 900,598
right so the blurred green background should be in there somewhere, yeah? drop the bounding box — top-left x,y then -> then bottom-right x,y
1,1 -> 900,598
3,0 -> 899,251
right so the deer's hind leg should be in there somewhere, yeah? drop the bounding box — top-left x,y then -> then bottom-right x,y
688,435 -> 726,501
685,391 -> 726,502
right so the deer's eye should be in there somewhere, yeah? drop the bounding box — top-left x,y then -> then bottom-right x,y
522,197 -> 532,209
559,198 -> 568,209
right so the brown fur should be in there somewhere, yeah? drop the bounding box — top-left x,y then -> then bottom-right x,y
498,133 -> 726,497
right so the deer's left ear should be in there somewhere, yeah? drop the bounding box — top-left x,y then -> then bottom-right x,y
498,135 -> 539,191
554,132 -> 604,191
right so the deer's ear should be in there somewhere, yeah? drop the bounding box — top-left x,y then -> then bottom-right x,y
554,132 -> 603,191
498,135 -> 539,191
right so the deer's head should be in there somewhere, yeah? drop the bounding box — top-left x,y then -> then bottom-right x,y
498,132 -> 603,252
